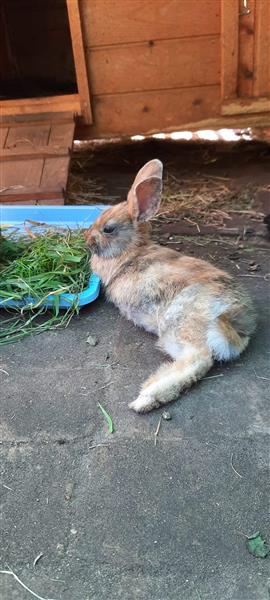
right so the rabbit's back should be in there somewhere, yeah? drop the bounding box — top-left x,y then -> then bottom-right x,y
100,245 -> 256,357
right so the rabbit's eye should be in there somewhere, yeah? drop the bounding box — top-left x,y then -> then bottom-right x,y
103,223 -> 116,234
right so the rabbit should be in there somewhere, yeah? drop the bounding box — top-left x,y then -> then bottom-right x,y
85,159 -> 256,413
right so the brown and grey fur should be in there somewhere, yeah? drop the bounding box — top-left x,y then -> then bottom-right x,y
85,159 -> 256,413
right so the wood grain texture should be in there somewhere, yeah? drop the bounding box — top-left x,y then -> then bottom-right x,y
41,157 -> 70,189
0,128 -> 9,149
48,122 -> 75,147
1,159 -> 44,189
222,96 -> 270,115
0,119 -> 74,204
66,0 -> 92,123
5,125 -> 50,149
238,0 -> 256,97
0,192 -> 64,204
253,0 -> 270,97
0,94 -> 81,117
90,85 -> 220,136
81,0 -> 221,47
0,146 -> 70,161
88,36 -> 220,95
77,111 -> 270,139
221,0 -> 239,101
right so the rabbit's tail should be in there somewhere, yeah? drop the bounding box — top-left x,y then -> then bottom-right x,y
129,348 -> 213,413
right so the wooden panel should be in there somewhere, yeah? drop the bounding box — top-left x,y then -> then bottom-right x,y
0,128 -> 9,148
41,157 -> 70,189
238,0 -> 256,97
221,0 -> 239,101
1,146 -> 69,161
81,0 -> 221,47
0,94 -> 81,117
90,86 -> 220,136
5,125 -> 50,149
0,118 -> 75,205
0,159 -> 44,189
0,192 -> 64,204
88,36 -> 220,95
66,0 -> 92,123
48,123 -> 75,147
222,96 -> 270,115
0,113 -> 75,128
253,0 -> 270,97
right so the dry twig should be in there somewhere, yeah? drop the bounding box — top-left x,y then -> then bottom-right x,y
0,565 -> 59,600
154,417 -> 162,446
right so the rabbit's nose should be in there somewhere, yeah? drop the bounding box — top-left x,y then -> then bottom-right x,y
85,229 -> 100,252
84,228 -> 95,245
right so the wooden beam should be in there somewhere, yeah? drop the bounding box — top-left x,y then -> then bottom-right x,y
0,94 -> 81,117
0,146 -> 69,161
221,0 -> 239,101
0,191 -> 64,204
253,0 -> 270,97
222,96 -> 270,115
238,0 -> 255,97
66,0 -> 92,124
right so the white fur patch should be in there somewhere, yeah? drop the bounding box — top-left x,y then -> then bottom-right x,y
158,334 -> 183,359
207,325 -> 240,360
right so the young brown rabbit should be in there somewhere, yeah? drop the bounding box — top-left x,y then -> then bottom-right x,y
85,159 -> 256,413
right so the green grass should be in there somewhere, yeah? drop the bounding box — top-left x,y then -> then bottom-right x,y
0,228 -> 91,345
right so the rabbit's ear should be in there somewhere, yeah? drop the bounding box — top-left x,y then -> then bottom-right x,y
128,159 -> 163,221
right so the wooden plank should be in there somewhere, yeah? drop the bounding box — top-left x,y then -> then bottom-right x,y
81,0 -> 221,47
0,113 -> 75,128
0,128 -> 9,148
77,111 -> 270,139
88,85 -> 221,136
41,157 -> 70,189
48,122 -> 75,147
0,192 -> 64,205
222,96 -> 270,115
253,0 -> 270,97
0,117 -> 75,205
0,159 -> 44,189
66,0 -> 92,124
1,184 -> 68,195
0,94 -> 81,117
221,0 -> 239,101
5,125 -> 50,149
238,0 -> 256,97
0,146 -> 70,161
88,36 -> 220,95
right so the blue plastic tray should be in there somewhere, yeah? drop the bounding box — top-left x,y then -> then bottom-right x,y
0,205 -> 107,309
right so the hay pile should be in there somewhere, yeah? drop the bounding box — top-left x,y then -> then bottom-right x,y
160,173 -> 262,228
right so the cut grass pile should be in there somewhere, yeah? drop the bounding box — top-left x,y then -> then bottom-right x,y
0,226 -> 91,345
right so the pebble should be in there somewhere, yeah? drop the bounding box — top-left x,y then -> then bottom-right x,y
86,334 -> 98,346
162,411 -> 172,421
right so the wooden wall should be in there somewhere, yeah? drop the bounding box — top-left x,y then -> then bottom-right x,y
80,0 -> 221,136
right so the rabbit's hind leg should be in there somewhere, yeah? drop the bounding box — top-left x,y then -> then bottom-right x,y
129,337 -> 213,413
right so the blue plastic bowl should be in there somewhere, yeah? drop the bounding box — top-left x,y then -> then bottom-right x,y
0,205 -> 108,309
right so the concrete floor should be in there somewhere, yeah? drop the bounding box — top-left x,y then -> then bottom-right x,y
0,235 -> 269,600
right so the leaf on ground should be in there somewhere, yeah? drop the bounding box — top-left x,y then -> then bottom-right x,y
98,402 -> 114,433
247,532 -> 269,558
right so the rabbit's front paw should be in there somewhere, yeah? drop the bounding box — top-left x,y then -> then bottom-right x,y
129,392 -> 159,413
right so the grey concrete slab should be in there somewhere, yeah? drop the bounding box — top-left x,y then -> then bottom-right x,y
0,241 -> 269,600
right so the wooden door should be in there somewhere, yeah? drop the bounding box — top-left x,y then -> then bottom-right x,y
221,0 -> 270,116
